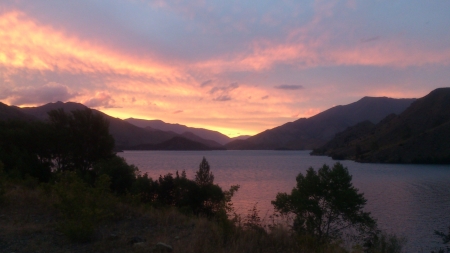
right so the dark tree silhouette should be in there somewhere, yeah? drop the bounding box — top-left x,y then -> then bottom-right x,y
272,163 -> 376,244
195,157 -> 214,186
48,108 -> 115,172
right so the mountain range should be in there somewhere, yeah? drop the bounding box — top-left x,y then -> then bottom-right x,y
311,88 -> 450,163
0,101 -> 229,150
3,88 -> 447,162
225,96 -> 415,150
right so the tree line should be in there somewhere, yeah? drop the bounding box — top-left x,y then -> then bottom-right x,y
0,108 -> 236,219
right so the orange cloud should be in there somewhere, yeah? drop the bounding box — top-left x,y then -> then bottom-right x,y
0,11 -> 178,77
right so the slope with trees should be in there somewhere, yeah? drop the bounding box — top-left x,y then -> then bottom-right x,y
312,88 -> 450,163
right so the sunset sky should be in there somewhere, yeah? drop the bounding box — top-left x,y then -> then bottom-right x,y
1,1 -> 450,137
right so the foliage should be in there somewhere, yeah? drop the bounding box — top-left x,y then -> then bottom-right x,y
243,203 -> 264,231
53,172 -> 115,242
195,156 -> 214,186
0,120 -> 52,181
129,158 -> 238,219
48,108 -> 115,172
0,161 -> 5,202
272,163 -> 376,244
362,231 -> 407,253
93,156 -> 138,194
433,226 -> 450,253
435,226 -> 450,244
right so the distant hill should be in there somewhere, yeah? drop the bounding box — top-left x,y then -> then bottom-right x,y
125,118 -> 232,145
225,96 -> 415,150
11,102 -> 229,150
127,136 -> 222,150
19,101 -> 182,149
0,102 -> 37,121
312,88 -> 450,164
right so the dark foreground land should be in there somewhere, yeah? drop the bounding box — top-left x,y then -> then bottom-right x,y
0,181 -> 343,253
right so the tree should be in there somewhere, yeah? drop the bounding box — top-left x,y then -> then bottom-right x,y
272,163 -> 375,244
195,157 -> 214,186
93,156 -> 138,194
47,108 -> 115,173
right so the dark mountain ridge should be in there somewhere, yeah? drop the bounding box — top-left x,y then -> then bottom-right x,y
226,96 -> 415,150
127,136 -> 225,151
312,88 -> 450,163
6,101 -> 222,150
125,118 -> 232,145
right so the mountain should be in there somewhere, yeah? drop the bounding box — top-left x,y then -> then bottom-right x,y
312,88 -> 450,163
16,101 -> 228,150
0,102 -> 37,121
127,136 -> 217,150
19,102 -> 180,149
230,135 -> 251,141
125,118 -> 231,145
225,96 -> 415,150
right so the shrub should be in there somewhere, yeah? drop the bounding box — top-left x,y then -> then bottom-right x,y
363,231 -> 407,253
93,155 -> 138,194
53,172 -> 114,242
272,163 -> 376,244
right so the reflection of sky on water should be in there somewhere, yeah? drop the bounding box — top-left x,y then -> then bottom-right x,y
119,150 -> 450,252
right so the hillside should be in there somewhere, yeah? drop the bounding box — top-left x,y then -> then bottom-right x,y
226,97 -> 415,150
127,136 -> 223,150
0,102 -> 37,121
125,118 -> 232,145
19,102 -> 181,149
312,88 -> 450,163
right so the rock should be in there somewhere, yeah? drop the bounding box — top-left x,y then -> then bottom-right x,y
153,242 -> 173,252
128,236 -> 146,245
133,242 -> 148,248
108,233 -> 119,241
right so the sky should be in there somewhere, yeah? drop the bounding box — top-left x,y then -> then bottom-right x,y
1,0 -> 450,137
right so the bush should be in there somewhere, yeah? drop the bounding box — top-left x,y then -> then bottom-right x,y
0,161 -> 5,203
272,163 -> 376,244
363,231 -> 407,253
53,172 -> 115,242
93,155 -> 138,194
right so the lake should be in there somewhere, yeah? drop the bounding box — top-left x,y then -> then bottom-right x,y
118,150 -> 450,252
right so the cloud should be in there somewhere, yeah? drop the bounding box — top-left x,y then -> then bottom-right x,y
200,79 -> 213,87
213,95 -> 231,101
361,36 -> 380,43
84,92 -> 119,108
261,95 -> 269,99
209,82 -> 239,101
6,82 -> 78,106
274,84 -> 304,90
173,110 -> 183,114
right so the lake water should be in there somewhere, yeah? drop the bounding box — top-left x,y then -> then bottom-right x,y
118,150 -> 450,252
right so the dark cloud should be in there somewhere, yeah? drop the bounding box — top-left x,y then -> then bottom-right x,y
7,82 -> 78,105
261,95 -> 269,100
200,80 -> 213,87
210,82 -> 239,101
213,95 -> 231,101
360,36 -> 380,43
84,92 -> 119,108
209,82 -> 239,94
274,84 -> 304,90
173,110 -> 183,114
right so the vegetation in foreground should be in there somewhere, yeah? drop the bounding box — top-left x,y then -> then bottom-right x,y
1,108 -> 443,252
